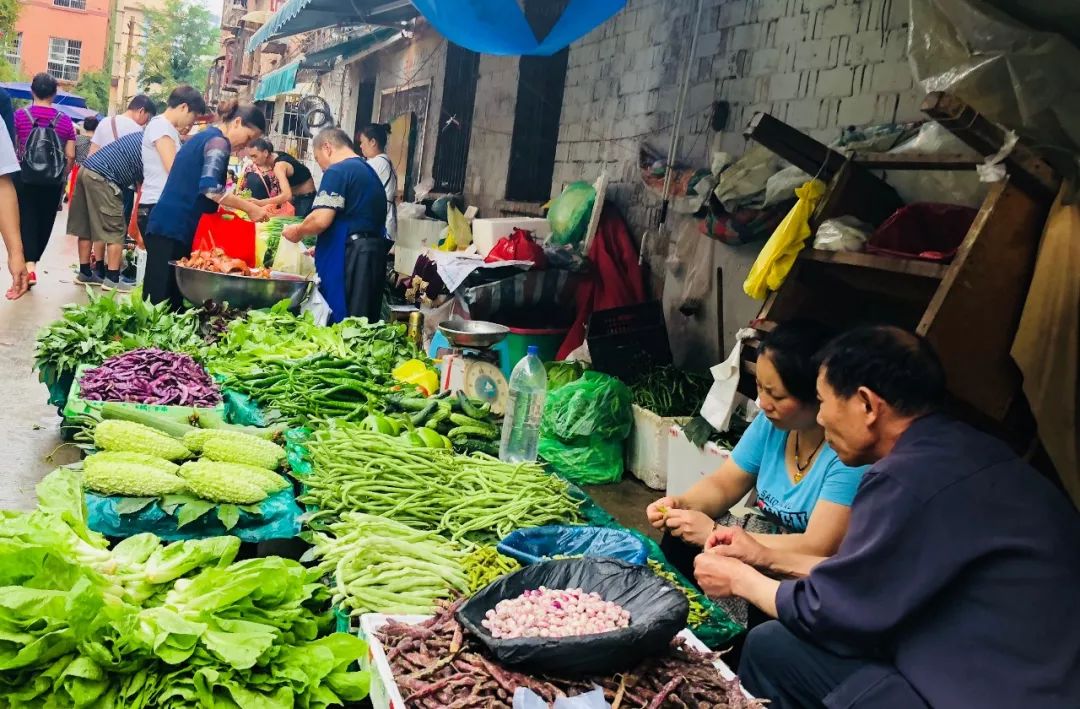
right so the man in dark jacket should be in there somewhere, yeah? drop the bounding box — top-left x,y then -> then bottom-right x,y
0,87 -> 14,144
695,326 -> 1080,709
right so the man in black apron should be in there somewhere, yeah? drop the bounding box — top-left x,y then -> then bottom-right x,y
281,128 -> 387,323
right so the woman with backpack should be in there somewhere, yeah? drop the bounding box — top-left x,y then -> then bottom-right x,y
14,73 -> 76,287
356,123 -> 397,241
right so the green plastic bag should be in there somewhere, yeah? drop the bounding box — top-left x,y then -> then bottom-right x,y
539,371 -> 632,485
548,181 -> 596,246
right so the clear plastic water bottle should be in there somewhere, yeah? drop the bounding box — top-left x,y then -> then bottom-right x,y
499,346 -> 547,463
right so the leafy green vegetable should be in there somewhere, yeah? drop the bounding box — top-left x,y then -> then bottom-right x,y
0,469 -> 369,707
545,360 -> 588,391
34,290 -> 205,390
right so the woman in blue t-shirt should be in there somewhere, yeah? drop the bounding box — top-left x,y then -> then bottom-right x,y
646,322 -> 868,604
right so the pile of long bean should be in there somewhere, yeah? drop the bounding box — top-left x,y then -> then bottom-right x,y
303,512 -> 469,616
300,423 -> 582,544
221,353 -> 396,423
629,365 -> 712,417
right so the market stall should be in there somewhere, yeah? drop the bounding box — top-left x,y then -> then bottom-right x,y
15,277 -> 756,707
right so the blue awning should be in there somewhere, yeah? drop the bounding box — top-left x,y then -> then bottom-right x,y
410,0 -> 626,55
249,0 -> 417,48
300,27 -> 400,70
0,81 -> 88,107
254,60 -> 300,101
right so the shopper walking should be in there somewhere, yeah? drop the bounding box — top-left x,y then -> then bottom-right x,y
135,87 -> 206,244
13,73 -> 76,287
0,117 -> 28,299
69,131 -> 145,292
85,95 -> 156,282
145,100 -> 269,308
357,123 -> 398,240
66,116 -> 98,203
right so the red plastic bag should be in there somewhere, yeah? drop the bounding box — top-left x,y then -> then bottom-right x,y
867,203 -> 978,262
192,211 -> 257,266
484,228 -> 547,268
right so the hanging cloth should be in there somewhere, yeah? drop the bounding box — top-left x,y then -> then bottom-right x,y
410,0 -> 627,56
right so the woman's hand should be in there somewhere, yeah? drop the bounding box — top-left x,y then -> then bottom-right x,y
706,525 -> 770,568
6,252 -> 28,300
663,508 -> 716,547
646,496 -> 679,529
247,205 -> 270,223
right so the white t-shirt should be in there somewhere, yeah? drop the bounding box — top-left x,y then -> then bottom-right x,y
0,127 -> 19,176
91,114 -> 141,150
140,115 -> 180,204
366,153 -> 398,240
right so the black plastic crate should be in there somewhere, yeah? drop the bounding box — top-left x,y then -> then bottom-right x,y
587,301 -> 672,380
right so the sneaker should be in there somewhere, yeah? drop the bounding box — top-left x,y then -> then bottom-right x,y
120,274 -> 137,287
101,278 -> 132,293
74,270 -> 103,286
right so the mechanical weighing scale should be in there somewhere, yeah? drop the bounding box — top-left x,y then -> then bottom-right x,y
433,319 -> 512,415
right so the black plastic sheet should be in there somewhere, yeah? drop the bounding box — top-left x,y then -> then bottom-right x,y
457,558 -> 688,676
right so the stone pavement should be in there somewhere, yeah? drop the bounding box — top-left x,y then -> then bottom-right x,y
0,211 -> 86,510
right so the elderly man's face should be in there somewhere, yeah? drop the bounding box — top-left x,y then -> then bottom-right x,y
816,369 -> 879,467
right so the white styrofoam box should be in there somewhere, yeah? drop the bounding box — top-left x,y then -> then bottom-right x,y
666,424 -> 732,499
667,424 -> 758,516
359,614 -> 751,709
627,405 -> 690,491
471,217 -> 552,257
395,217 -> 446,274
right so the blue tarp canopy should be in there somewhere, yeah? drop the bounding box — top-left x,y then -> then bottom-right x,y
249,0 -> 416,48
254,60 -> 301,101
300,26 -> 400,70
0,81 -> 88,107
411,0 -> 627,55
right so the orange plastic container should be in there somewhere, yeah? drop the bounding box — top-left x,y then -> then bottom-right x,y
192,211 -> 257,266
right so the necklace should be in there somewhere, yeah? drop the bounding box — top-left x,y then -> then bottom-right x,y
793,431 -> 825,482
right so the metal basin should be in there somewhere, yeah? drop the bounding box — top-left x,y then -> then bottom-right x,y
171,262 -> 313,310
439,318 -> 510,349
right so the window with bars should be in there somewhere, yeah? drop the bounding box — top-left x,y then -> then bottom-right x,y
432,43 -> 480,194
53,0 -> 87,9
505,0 -> 570,203
48,38 -> 81,82
3,33 -> 21,67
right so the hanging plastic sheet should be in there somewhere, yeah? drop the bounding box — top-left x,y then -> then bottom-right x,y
410,0 -> 627,56
909,0 -> 1080,153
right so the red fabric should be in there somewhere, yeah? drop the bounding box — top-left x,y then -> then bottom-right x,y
557,204 -> 647,359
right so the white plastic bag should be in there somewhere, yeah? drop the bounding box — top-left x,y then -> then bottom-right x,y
513,686 -> 610,709
813,216 -> 872,252
700,328 -> 756,432
300,281 -> 331,326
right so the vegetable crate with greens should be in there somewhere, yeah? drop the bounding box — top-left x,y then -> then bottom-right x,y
0,468 -> 370,708
34,290 -> 205,408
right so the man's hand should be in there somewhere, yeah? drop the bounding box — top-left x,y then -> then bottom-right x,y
282,224 -> 302,243
705,525 -> 770,568
663,508 -> 716,547
694,553 -> 752,599
6,253 -> 28,300
645,496 -> 679,530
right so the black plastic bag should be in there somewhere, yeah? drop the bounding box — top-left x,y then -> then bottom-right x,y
457,558 -> 689,676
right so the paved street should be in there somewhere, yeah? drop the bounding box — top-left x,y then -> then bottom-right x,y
0,212 -> 86,510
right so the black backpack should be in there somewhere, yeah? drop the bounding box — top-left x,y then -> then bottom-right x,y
19,107 -> 65,185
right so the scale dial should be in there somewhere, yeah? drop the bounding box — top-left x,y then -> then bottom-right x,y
463,360 -> 509,415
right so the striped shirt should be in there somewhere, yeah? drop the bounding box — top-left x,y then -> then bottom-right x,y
83,130 -> 144,189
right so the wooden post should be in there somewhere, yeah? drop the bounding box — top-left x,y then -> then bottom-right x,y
122,17 -> 136,108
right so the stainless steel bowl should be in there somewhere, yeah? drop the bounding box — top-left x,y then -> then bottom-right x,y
171,262 -> 313,310
439,318 -> 510,349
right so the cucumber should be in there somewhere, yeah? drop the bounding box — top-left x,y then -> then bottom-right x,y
99,403 -> 199,439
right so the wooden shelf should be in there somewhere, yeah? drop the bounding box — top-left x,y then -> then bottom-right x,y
800,249 -> 949,279
852,152 -> 980,170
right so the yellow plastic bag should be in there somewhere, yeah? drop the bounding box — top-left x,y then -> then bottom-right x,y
447,204 -> 473,249
392,359 -> 440,396
743,179 -> 826,299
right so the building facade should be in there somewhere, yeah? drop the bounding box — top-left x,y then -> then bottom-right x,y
7,0 -> 110,84
107,0 -> 169,113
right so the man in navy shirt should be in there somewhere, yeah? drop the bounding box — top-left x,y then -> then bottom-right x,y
282,128 -> 386,324
695,326 -> 1080,708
